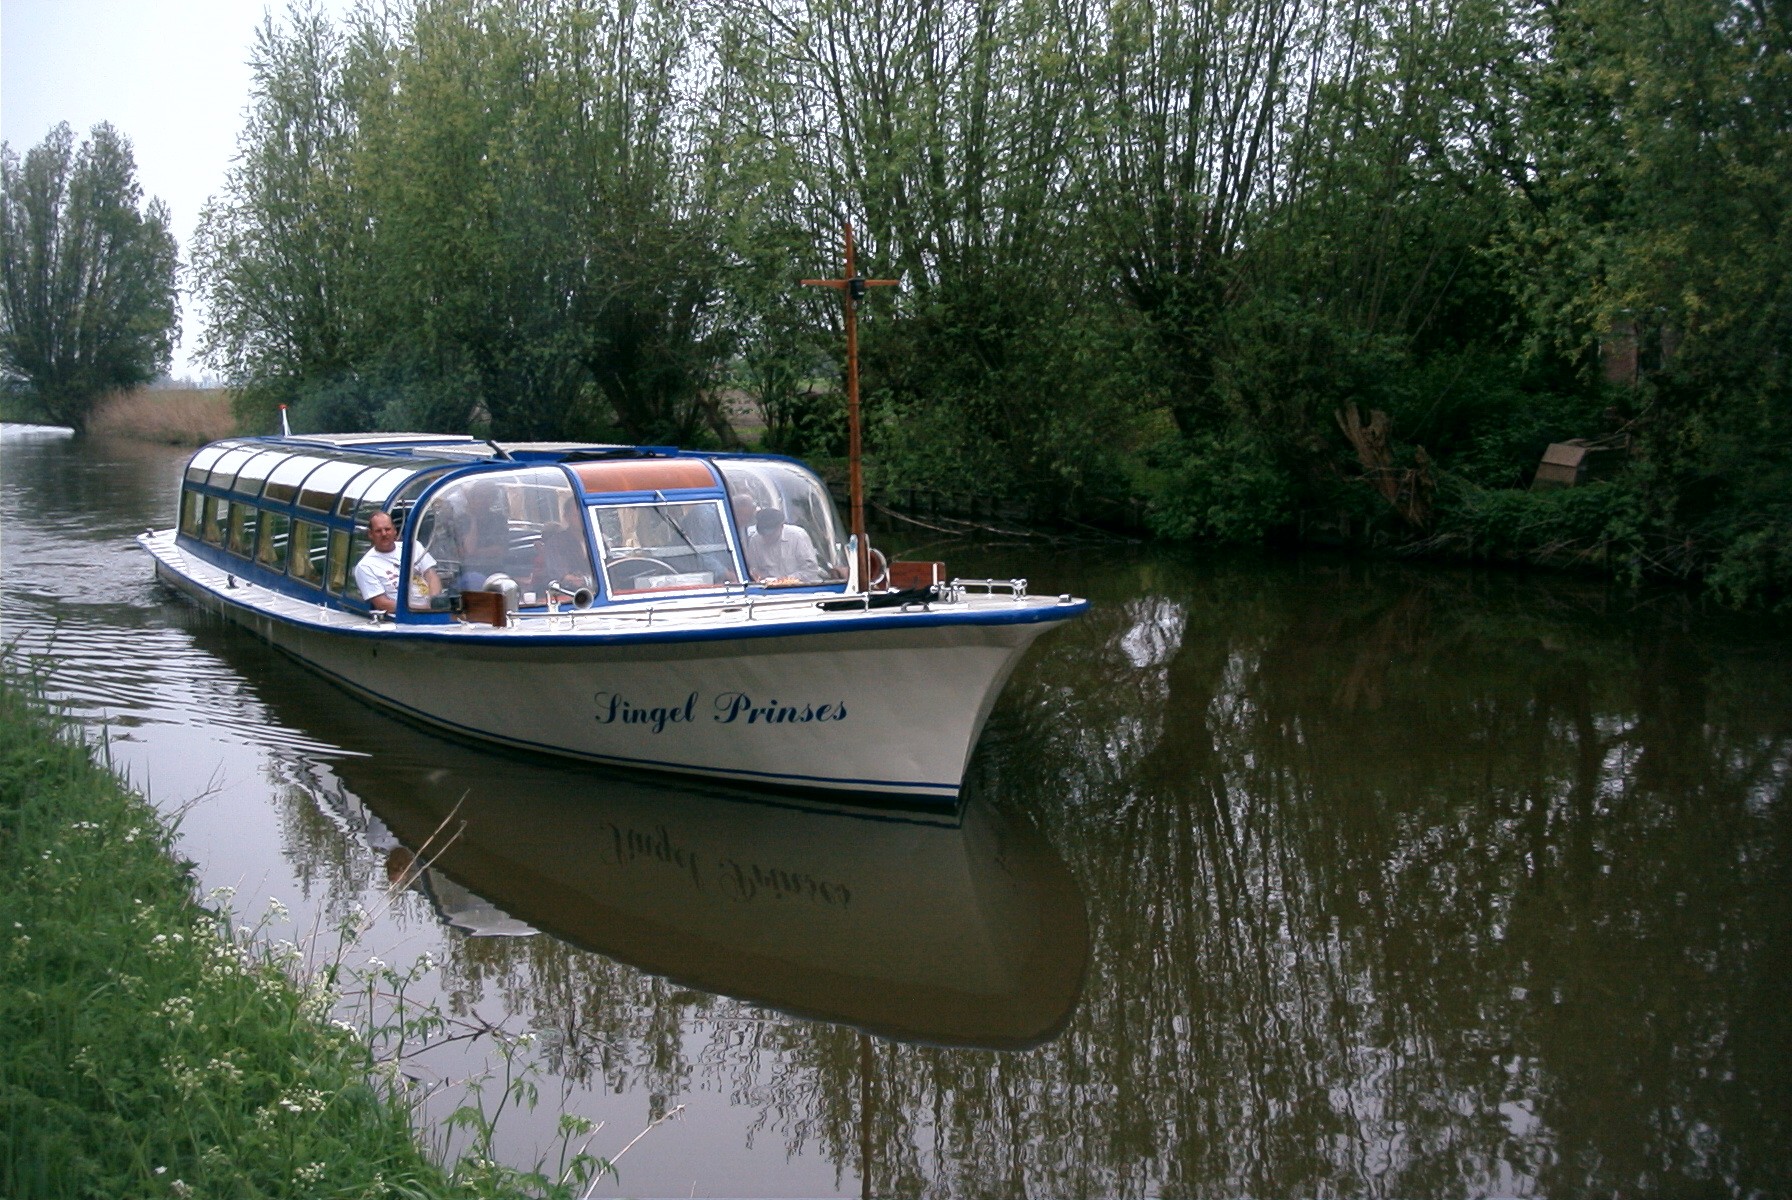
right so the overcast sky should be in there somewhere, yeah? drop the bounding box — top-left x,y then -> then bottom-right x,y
2,0 -> 353,378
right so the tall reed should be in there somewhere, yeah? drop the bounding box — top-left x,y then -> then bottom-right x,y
87,387 -> 236,445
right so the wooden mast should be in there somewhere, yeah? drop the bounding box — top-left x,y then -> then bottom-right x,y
802,223 -> 897,591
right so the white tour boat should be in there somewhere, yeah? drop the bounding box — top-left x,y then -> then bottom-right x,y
139,433 -> 1087,800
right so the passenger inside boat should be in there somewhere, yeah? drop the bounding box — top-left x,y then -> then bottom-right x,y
457,506 -> 510,591
528,493 -> 595,596
715,459 -> 850,586
359,510 -> 441,613
744,507 -> 825,584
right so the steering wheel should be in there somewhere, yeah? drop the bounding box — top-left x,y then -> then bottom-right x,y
607,556 -> 678,591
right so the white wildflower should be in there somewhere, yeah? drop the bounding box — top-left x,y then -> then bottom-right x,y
278,1087 -> 328,1115
155,995 -> 196,1025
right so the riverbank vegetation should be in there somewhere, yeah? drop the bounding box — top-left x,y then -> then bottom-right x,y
86,385 -> 236,445
188,0 -> 1790,609
0,670 -> 615,1198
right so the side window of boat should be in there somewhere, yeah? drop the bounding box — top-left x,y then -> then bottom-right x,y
228,504 -> 259,558
202,497 -> 227,546
258,511 -> 290,572
413,483 -> 476,596
716,460 -> 849,580
342,530 -> 371,600
289,521 -> 326,586
179,489 -> 203,537
415,470 -> 585,603
325,529 -> 351,595
387,470 -> 447,539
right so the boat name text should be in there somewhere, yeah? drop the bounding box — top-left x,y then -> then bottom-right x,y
594,690 -> 847,733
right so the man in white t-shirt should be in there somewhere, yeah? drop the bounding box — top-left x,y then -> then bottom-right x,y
355,510 -> 440,613
744,508 -> 825,584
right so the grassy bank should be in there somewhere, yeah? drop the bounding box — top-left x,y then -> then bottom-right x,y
0,673 -> 479,1199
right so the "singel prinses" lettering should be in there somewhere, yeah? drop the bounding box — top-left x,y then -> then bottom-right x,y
593,690 -> 696,734
711,692 -> 847,724
593,689 -> 849,732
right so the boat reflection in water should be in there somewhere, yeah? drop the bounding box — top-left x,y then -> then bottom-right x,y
246,637 -> 1090,1050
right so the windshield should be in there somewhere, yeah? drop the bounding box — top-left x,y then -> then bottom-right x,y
715,459 -> 848,586
592,500 -> 738,595
411,468 -> 593,606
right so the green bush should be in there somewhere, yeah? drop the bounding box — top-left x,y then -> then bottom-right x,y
1434,479 -> 1645,573
1705,527 -> 1792,613
1141,425 -> 1298,544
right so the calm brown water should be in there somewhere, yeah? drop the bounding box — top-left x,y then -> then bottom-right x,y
4,424 -> 1789,1198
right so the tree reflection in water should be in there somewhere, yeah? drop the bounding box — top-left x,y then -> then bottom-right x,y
974,555 -> 1790,1198
262,552 -> 1787,1198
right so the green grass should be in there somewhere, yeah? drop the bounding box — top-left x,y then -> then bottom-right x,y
0,672 -> 477,1199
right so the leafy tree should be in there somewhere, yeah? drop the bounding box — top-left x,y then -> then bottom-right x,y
190,8 -> 382,434
1502,0 -> 1792,604
196,0 -> 735,443
719,0 -> 1135,499
185,0 -> 1791,606
0,123 -> 179,432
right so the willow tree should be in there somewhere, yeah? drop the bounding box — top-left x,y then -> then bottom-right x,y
0,123 -> 179,432
190,9 -> 382,433
716,0 -> 1132,499
195,0 -> 734,443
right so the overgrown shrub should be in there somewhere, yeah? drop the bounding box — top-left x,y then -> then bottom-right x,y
1433,479 -> 1646,573
1141,425 -> 1298,544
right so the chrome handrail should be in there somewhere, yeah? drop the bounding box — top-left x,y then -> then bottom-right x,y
947,577 -> 1029,601
497,577 -> 1042,630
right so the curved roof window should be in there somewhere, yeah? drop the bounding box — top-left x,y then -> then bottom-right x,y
229,449 -> 287,498
184,442 -> 241,484
337,466 -> 409,521
205,446 -> 260,489
262,454 -> 332,505
338,465 -> 434,524
297,457 -> 386,513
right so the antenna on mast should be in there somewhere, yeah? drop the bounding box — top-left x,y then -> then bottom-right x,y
802,223 -> 898,592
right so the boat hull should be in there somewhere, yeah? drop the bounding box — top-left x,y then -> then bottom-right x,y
143,532 -> 1075,799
